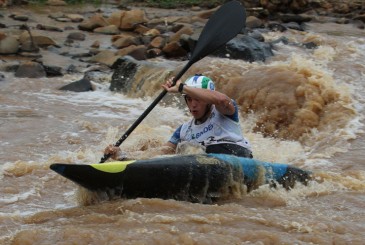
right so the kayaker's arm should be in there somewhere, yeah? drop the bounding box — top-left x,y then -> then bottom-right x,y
162,78 -> 235,116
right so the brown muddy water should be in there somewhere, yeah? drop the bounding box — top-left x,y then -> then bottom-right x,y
1,4 -> 365,245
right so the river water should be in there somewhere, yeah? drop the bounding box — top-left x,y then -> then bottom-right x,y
1,4 -> 365,245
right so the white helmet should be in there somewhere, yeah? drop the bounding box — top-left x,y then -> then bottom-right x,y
185,75 -> 215,91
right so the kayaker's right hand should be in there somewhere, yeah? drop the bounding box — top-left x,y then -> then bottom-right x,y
162,77 -> 182,93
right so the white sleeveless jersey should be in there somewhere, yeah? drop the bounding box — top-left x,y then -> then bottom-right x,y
178,106 -> 251,150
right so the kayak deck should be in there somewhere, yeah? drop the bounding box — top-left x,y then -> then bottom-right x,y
50,154 -> 311,203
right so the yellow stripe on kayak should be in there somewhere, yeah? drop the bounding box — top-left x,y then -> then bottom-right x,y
90,160 -> 136,173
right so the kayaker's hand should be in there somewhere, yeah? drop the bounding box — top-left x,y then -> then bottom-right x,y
162,77 -> 182,93
104,145 -> 126,160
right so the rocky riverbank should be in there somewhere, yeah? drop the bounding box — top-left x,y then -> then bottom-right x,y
0,0 -> 364,89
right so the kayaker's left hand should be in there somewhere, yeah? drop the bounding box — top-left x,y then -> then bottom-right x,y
104,145 -> 127,160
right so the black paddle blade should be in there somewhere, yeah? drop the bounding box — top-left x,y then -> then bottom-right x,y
190,0 -> 246,63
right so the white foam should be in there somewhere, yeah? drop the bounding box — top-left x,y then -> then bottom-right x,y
0,188 -> 37,204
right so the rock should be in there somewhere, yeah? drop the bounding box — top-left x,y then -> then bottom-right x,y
196,7 -> 218,19
43,65 -> 63,77
19,41 -> 40,52
93,25 -> 120,35
267,22 -> 288,32
65,14 -> 84,23
15,61 -> 46,78
191,6 -> 201,11
0,35 -> 19,54
302,42 -> 318,49
107,9 -> 148,31
335,18 -> 350,24
88,50 -> 120,67
170,24 -> 186,33
70,52 -> 92,59
0,61 -> 19,73
117,45 -> 147,61
127,46 -> 148,61
112,35 -> 140,49
150,36 -> 166,49
116,44 -> 136,56
67,32 -> 86,41
64,26 -> 75,31
353,14 -> 365,23
162,41 -> 187,58
0,72 -> 5,82
140,35 -> 153,46
143,28 -> 160,37
66,64 -> 79,74
119,9 -> 148,30
91,40 -> 100,48
284,22 -> 305,31
78,14 -> 109,31
134,24 -> 150,35
352,20 -> 364,29
168,26 -> 194,43
279,14 -> 312,24
59,76 -> 93,92
180,31 -> 200,53
46,0 -> 67,6
212,35 -> 274,62
49,12 -> 64,19
54,17 -> 71,22
19,31 -> 58,48
10,15 -> 29,21
146,48 -> 162,58
110,56 -> 139,92
107,11 -> 123,27
246,16 -> 264,29
19,52 -> 42,59
36,24 -> 63,32
248,30 -> 265,42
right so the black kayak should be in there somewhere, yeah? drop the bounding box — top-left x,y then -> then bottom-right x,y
50,153 -> 311,203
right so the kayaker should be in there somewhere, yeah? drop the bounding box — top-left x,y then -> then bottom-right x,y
104,74 -> 252,160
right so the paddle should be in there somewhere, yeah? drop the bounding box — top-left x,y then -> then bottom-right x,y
100,0 -> 246,163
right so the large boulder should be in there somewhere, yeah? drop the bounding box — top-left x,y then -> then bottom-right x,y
19,31 -> 58,48
109,56 -> 139,92
107,9 -> 148,29
212,35 -> 274,62
78,14 -> 109,31
118,9 -> 148,31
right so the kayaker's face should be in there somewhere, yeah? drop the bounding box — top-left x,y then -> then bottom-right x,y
185,95 -> 209,120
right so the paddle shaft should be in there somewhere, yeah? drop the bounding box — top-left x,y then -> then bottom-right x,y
100,62 -> 192,163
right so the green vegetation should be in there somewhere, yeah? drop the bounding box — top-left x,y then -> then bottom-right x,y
29,0 -> 105,4
29,0 -> 225,8
142,0 -> 224,8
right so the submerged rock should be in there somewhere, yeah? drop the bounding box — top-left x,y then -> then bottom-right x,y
59,76 -> 92,92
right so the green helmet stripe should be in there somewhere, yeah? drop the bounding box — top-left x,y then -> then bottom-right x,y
201,77 -> 210,89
